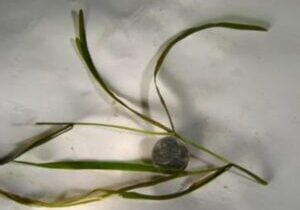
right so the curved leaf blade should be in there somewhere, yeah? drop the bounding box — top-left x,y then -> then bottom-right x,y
76,10 -> 170,132
154,22 -> 268,77
153,22 -> 268,134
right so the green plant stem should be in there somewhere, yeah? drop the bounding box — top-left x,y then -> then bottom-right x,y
36,122 -> 171,136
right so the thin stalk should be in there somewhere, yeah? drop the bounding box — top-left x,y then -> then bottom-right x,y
36,122 -> 172,136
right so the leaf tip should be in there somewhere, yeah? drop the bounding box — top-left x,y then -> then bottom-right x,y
79,9 -> 83,16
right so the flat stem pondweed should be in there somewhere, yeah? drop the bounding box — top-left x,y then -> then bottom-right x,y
0,9 -> 268,207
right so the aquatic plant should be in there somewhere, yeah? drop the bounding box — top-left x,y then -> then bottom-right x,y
0,9 -> 268,207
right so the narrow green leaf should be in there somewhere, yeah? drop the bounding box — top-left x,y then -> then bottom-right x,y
154,22 -> 268,78
14,160 -> 167,173
76,10 -> 171,132
0,125 -> 73,165
153,22 -> 268,135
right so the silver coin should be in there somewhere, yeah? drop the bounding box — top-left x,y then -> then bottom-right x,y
152,136 -> 190,172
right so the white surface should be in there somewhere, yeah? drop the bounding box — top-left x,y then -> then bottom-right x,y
0,0 -> 299,209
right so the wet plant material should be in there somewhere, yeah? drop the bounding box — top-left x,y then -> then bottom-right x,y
0,10 -> 268,207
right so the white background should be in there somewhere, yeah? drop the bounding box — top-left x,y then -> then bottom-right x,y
0,0 -> 299,209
